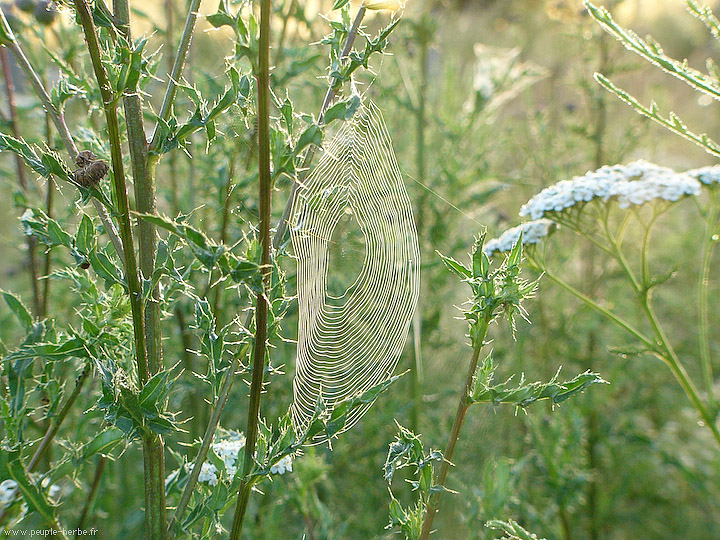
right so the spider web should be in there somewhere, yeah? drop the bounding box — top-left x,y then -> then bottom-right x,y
290,100 -> 420,440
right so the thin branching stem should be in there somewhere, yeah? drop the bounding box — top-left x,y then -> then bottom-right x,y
149,0 -> 203,152
0,367 -> 90,527
419,319 -> 490,540
0,47 -> 41,315
167,344 -> 249,534
272,5 -> 367,248
75,457 -> 107,535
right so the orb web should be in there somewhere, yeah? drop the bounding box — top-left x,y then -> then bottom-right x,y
290,100 -> 420,440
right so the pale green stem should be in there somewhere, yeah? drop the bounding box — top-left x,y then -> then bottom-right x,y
419,319 -> 490,540
608,199 -> 716,435
167,344 -> 249,534
698,191 -> 718,401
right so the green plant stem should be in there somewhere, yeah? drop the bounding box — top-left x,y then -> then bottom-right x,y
541,256 -> 720,448
539,264 -> 655,351
608,233 -> 720,444
272,5 -> 367,248
149,0 -> 203,152
167,344 -> 249,534
274,0 -> 297,66
75,456 -> 107,535
419,319 -> 490,540
28,367 -> 90,471
698,191 -> 718,401
0,8 -> 125,261
72,0 -> 148,383
72,2 -> 173,537
0,46 -> 41,316
228,0 -> 273,534
0,367 -> 90,527
112,0 -> 168,535
641,299 -> 720,446
41,112 -> 54,319
410,26 -> 428,435
167,8 -> 372,531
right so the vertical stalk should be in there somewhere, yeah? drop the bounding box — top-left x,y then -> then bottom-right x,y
419,319 -> 490,540
113,0 -> 168,535
586,30 -> 607,540
41,112 -> 54,319
698,190 -> 718,402
272,5 -> 367,248
0,47 -> 42,316
75,457 -> 107,536
167,9 -> 369,532
71,2 -> 172,538
410,20 -> 429,434
228,0 -> 273,535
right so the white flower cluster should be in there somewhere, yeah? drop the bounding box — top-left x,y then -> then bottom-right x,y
212,434 -> 246,478
686,165 -> 720,185
614,171 -> 700,208
197,462 -> 219,486
178,432 -> 293,487
270,455 -> 293,475
520,160 -> 701,219
483,219 -> 555,256
0,480 -> 17,506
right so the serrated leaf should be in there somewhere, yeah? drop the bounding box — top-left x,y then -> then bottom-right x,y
2,290 -> 33,330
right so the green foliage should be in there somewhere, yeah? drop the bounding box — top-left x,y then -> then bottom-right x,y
469,360 -> 606,409
384,424 -> 445,540
586,0 -> 720,157
438,233 -> 538,346
486,519 -> 545,540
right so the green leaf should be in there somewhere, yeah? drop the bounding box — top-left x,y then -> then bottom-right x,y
322,94 -> 362,124
6,456 -> 58,525
76,214 -> 96,254
437,251 -> 471,280
295,124 -> 323,154
2,290 -> 33,330
82,427 -> 125,458
333,0 -> 351,9
486,519 -> 546,540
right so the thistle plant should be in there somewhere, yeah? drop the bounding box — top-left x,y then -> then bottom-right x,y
382,235 -> 604,540
0,0 -> 405,537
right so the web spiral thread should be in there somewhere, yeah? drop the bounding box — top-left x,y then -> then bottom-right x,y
290,101 -> 420,440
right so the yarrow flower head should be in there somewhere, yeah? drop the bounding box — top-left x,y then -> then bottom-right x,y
197,463 -> 218,486
483,219 -> 556,257
212,433 -> 246,477
685,165 -> 720,186
270,455 -> 293,475
520,160 -> 701,219
0,480 -> 17,506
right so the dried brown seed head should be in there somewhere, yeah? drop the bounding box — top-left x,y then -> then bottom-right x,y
73,151 -> 108,187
